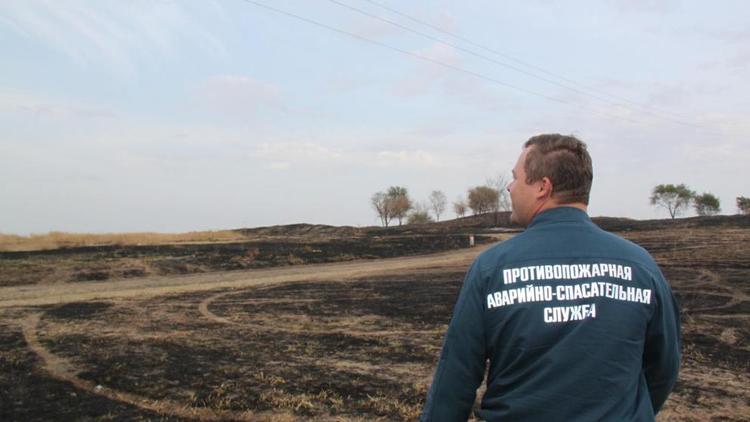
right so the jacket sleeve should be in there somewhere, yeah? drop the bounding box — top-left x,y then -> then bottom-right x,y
421,259 -> 487,422
642,267 -> 681,413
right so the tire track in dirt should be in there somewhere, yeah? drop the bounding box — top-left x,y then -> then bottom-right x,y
686,269 -> 749,314
0,245 -> 489,308
19,312 -> 294,422
198,290 -> 244,326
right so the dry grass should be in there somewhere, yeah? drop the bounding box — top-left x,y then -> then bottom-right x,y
0,230 -> 248,252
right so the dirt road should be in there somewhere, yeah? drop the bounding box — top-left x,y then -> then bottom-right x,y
0,244 -> 493,308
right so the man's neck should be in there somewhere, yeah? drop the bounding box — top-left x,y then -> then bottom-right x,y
536,200 -> 588,216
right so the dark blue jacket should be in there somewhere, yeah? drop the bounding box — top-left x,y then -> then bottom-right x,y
421,207 -> 680,421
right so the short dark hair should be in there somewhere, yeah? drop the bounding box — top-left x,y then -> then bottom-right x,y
523,134 -> 593,205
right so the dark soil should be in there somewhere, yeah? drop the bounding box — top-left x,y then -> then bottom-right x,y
0,235 -> 491,287
44,301 -> 113,320
216,276 -> 463,328
0,323 -> 196,422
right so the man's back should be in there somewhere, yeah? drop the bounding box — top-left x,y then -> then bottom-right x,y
421,207 -> 681,421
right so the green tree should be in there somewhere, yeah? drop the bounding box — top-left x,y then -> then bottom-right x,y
650,184 -> 695,219
387,186 -> 412,226
693,192 -> 721,216
468,186 -> 500,215
737,196 -> 750,215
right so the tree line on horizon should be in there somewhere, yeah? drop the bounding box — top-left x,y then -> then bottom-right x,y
371,176 -> 511,227
372,179 -> 750,227
650,183 -> 750,219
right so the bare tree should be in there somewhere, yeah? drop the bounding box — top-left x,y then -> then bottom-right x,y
371,191 -> 392,227
453,198 -> 467,218
387,186 -> 412,226
468,186 -> 500,215
428,190 -> 447,221
486,173 -> 511,212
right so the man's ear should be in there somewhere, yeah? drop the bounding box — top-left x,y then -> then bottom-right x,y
537,176 -> 553,199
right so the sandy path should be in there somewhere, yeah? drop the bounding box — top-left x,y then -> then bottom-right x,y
0,244 -> 493,308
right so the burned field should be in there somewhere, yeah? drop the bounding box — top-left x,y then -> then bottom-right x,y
0,230 -> 487,287
1,216 -> 749,421
619,224 -> 750,421
1,273 -> 465,421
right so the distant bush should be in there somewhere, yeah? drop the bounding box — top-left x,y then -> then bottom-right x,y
407,211 -> 434,225
694,192 -> 721,216
738,196 -> 750,215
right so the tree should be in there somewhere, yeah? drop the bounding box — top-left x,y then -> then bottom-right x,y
486,174 -> 511,225
453,198 -> 467,218
387,186 -> 412,226
693,192 -> 721,216
486,174 -> 511,212
371,191 -> 392,227
467,186 -> 500,215
407,211 -> 433,224
650,184 -> 695,219
428,190 -> 447,221
738,196 -> 750,215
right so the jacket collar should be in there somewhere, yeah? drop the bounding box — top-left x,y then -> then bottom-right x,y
527,206 -> 591,229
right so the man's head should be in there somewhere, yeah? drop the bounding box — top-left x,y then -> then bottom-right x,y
508,134 -> 593,226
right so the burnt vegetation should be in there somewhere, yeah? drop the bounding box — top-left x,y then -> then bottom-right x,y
1,213 -> 749,420
0,230 -> 492,287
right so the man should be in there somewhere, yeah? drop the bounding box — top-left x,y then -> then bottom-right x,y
421,134 -> 680,421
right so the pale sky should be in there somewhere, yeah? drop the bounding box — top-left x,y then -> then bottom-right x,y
2,0 -> 749,235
